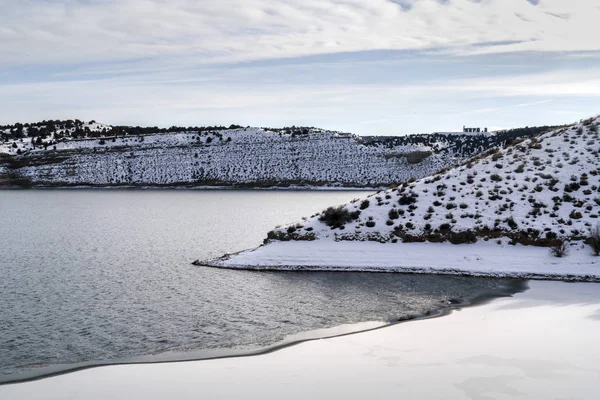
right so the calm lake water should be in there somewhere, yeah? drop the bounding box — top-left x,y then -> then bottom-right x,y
0,190 -> 523,383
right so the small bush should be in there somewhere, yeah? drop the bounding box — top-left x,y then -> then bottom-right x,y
439,223 -> 452,232
587,224 -> 600,256
569,210 -> 583,220
366,220 -> 376,228
319,206 -> 360,229
266,230 -> 288,241
399,193 -> 418,205
265,230 -> 316,243
359,200 -> 370,210
448,230 -> 477,245
550,238 -> 569,258
401,234 -> 426,243
506,217 -> 518,230
564,182 -> 581,192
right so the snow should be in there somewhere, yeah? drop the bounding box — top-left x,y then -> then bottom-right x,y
2,120 -> 552,188
2,127 -> 452,187
200,239 -> 600,281
210,116 -> 600,281
268,116 -> 600,244
1,281 -> 599,399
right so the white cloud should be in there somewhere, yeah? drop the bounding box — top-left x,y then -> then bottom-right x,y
1,0 -> 599,66
1,0 -> 599,133
1,64 -> 598,133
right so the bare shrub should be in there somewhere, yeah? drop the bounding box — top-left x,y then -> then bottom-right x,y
587,224 -> 600,256
550,238 -> 569,258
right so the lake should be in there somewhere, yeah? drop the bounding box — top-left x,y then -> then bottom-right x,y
0,190 -> 523,383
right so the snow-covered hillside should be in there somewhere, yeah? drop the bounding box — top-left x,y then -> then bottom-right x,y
0,120 -> 559,188
1,128 -> 445,188
267,116 -> 600,245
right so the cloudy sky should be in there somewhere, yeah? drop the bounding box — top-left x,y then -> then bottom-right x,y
1,0 -> 599,134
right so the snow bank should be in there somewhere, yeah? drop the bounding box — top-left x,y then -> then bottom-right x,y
199,240 -> 600,281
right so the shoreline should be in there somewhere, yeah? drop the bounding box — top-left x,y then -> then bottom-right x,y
198,240 -> 600,282
0,279 -> 525,386
1,280 -> 598,399
0,185 -> 380,191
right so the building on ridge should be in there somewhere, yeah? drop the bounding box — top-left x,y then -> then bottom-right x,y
463,126 -> 488,133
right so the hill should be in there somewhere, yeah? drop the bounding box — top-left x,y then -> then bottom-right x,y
267,116 -> 600,244
199,115 -> 600,281
0,120 -> 555,188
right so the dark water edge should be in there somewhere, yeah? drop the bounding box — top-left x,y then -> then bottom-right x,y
0,278 -> 528,387
0,182 -> 383,190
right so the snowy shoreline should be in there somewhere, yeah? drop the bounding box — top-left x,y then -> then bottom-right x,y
197,240 -> 600,282
2,281 -> 599,399
0,185 -> 380,191
0,280 -> 522,386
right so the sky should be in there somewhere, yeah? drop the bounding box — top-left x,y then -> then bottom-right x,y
1,0 -> 599,135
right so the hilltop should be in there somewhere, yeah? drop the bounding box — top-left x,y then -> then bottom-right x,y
267,116 -> 600,244
0,119 -> 554,188
200,116 -> 600,281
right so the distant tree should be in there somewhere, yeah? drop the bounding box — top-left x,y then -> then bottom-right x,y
26,126 -> 36,137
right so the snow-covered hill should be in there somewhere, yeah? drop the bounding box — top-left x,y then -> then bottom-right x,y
267,116 -> 600,245
0,120 -> 558,188
0,128 -> 444,188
